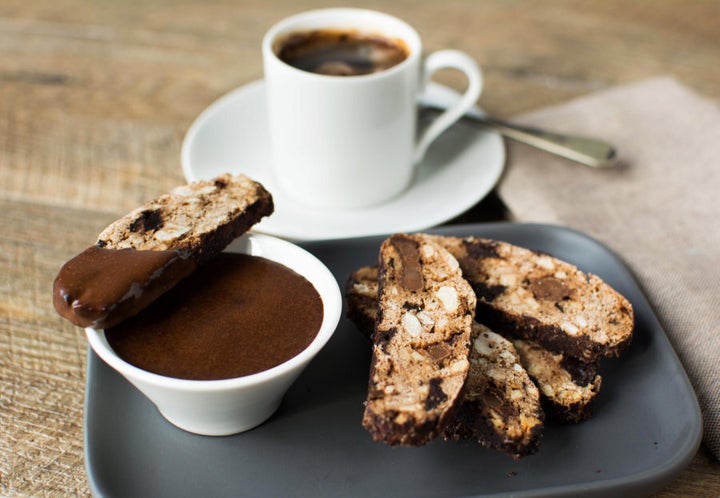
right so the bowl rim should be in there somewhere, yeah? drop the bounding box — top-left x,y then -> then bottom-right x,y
85,232 -> 343,392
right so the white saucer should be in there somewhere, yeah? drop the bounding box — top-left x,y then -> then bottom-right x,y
181,80 -> 505,241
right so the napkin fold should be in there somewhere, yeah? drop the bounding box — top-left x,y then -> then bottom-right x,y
498,76 -> 720,460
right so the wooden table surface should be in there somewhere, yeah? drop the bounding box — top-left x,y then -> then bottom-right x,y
2,0 -> 719,495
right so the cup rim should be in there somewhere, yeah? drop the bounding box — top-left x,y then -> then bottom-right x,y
85,232 -> 343,393
262,7 -> 422,82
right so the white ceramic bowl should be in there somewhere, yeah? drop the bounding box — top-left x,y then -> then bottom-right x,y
86,233 -> 343,436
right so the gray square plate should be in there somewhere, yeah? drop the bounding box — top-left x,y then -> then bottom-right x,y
85,223 -> 701,497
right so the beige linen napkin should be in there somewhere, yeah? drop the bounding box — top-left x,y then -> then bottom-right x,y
497,76 -> 720,460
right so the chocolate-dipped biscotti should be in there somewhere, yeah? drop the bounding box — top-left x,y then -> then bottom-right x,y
54,173 -> 273,329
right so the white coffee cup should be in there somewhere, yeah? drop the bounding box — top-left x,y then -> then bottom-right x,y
262,8 -> 483,210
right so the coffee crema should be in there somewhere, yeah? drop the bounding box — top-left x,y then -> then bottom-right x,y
276,29 -> 409,76
105,253 -> 324,381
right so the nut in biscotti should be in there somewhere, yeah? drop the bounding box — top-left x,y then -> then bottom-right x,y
362,234 -> 476,446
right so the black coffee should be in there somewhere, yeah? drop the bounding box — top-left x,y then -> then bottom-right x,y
276,29 -> 409,76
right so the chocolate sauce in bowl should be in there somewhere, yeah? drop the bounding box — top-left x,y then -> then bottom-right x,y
105,253 -> 324,381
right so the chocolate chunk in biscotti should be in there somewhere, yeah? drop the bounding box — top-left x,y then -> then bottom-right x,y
362,234 -> 476,446
97,173 -> 273,263
428,236 -> 634,363
513,339 -> 602,423
346,268 -> 544,457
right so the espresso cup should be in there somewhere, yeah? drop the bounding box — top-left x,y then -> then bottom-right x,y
262,8 -> 483,209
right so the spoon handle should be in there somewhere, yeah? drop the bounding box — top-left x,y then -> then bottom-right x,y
420,104 -> 617,168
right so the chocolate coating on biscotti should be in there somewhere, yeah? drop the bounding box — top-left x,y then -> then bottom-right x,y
97,173 -> 274,264
428,235 -> 634,363
363,234 -> 475,446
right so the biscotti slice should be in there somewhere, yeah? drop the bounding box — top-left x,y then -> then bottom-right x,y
363,234 -> 476,446
429,236 -> 634,363
55,173 -> 273,329
344,265 -> 379,342
444,324 -> 544,458
97,173 -> 274,263
513,339 -> 602,423
347,267 -> 544,456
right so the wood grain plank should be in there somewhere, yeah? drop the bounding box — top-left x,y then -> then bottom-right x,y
1,0 -> 718,495
0,199 -> 115,496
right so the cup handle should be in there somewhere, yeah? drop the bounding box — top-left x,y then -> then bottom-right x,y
414,50 -> 483,164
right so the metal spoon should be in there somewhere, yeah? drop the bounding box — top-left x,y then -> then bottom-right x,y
420,103 -> 617,168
